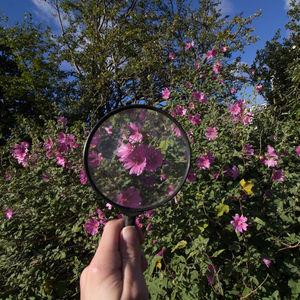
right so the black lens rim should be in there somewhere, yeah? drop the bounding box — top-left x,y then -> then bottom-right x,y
83,104 -> 191,215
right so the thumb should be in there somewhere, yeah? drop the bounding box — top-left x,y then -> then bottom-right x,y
120,226 -> 148,300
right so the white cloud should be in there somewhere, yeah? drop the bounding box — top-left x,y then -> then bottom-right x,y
284,0 -> 300,9
31,0 -> 68,30
217,0 -> 234,16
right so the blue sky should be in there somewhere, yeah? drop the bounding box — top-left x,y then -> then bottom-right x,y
0,0 -> 296,104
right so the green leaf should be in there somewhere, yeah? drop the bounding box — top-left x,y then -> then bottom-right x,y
171,240 -> 187,253
212,249 -> 225,258
216,203 -> 229,217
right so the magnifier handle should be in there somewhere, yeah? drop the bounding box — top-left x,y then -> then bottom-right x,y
124,215 -> 136,226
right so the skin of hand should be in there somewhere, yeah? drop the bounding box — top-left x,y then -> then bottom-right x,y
80,218 -> 149,300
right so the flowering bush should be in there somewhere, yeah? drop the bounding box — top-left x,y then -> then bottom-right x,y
1,46 -> 299,300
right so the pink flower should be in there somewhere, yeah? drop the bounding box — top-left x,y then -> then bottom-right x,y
56,155 -> 66,167
106,203 -> 113,210
88,151 -> 102,167
205,127 -> 218,140
197,156 -> 210,170
296,146 -> 300,156
162,88 -> 170,99
146,209 -> 155,218
79,169 -> 87,184
213,62 -> 222,74
206,274 -> 213,284
185,41 -> 194,50
262,258 -> 271,268
229,103 -> 241,115
85,217 -> 99,235
5,208 -> 14,220
230,214 -> 248,233
231,88 -> 237,94
255,84 -> 263,92
157,247 -> 165,256
123,145 -> 147,176
176,105 -> 187,116
135,219 -> 143,228
189,103 -> 195,109
66,134 -> 78,148
58,132 -> 66,143
171,125 -> 182,137
104,126 -> 113,135
263,145 -> 278,168
5,173 -> 12,180
97,209 -> 107,225
90,132 -> 101,148
213,173 -> 219,179
272,170 -> 284,182
188,113 -> 201,125
220,46 -> 227,52
117,187 -> 142,208
243,144 -> 254,156
144,146 -> 164,172
57,116 -> 67,126
250,69 -> 255,76
185,82 -> 192,88
44,137 -> 53,150
192,91 -> 207,103
128,123 -> 143,143
12,141 -> 29,166
186,168 -> 197,182
206,47 -> 217,59
169,52 -> 176,59
232,165 -> 239,180
146,222 -> 152,232
117,142 -> 133,162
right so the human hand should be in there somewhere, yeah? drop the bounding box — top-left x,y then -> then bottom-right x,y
80,218 -> 149,300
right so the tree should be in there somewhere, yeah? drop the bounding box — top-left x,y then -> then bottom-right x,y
251,0 -> 300,120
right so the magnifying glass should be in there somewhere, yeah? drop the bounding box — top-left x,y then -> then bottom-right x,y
83,105 -> 191,226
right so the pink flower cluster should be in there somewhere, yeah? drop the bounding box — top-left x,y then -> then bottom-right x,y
85,208 -> 107,235
11,142 -> 30,167
117,187 -> 142,207
229,100 -> 253,125
262,145 -> 278,168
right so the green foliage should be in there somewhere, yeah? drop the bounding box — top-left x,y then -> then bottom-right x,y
0,1 -> 299,299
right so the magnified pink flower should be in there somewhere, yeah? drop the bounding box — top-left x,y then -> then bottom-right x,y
169,52 -> 176,59
205,127 -> 218,140
145,146 -> 164,173
104,126 -> 113,135
296,146 -> 300,156
123,145 -> 147,176
117,187 -> 142,208
192,91 -> 207,103
90,132 -> 101,148
5,208 -> 14,220
117,142 -> 133,162
206,47 -> 217,59
58,116 -> 67,126
272,170 -> 284,182
162,88 -> 170,99
171,125 -> 182,137
85,217 -> 99,235
230,214 -> 248,233
176,105 -> 187,116
88,151 -> 102,167
128,122 -> 143,143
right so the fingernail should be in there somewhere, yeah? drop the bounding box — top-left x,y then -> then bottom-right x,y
121,226 -> 137,244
